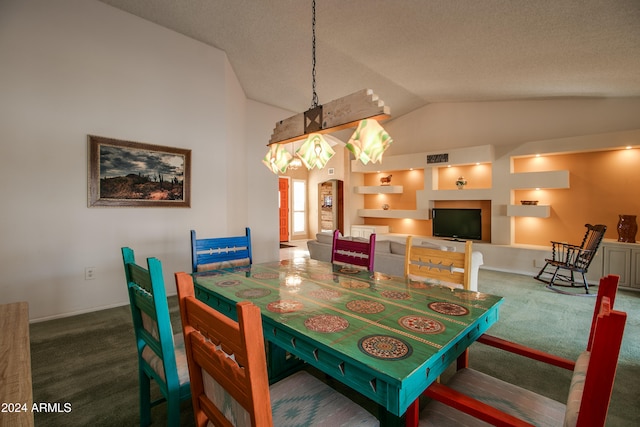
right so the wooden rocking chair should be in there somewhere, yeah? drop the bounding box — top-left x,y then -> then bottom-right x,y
534,223 -> 606,295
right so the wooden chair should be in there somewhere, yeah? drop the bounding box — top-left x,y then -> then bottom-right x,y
190,227 -> 252,273
121,247 -> 191,426
330,229 -> 376,271
415,275 -> 626,427
404,236 -> 473,290
535,223 -> 607,294
174,272 -> 379,427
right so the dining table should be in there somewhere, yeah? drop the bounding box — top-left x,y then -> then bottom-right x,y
192,258 -> 503,427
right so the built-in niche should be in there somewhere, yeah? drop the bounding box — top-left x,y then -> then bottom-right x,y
319,179 -> 343,234
433,200 -> 492,243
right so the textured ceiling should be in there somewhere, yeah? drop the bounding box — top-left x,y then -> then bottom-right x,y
98,0 -> 640,118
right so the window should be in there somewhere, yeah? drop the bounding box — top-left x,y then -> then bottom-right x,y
292,180 -> 306,234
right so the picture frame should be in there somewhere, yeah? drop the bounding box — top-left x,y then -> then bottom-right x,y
88,135 -> 191,207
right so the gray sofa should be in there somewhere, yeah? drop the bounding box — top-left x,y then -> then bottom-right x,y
307,232 -> 484,291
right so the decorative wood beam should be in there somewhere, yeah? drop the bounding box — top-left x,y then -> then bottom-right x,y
268,89 -> 390,145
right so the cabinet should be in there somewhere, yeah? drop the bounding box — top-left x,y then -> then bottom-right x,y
602,239 -> 640,290
351,225 -> 389,239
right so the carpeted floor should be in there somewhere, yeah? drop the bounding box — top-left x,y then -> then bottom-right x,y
27,269 -> 639,426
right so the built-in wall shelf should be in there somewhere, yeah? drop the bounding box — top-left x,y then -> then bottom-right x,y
429,189 -> 493,201
510,170 -> 569,189
507,204 -> 551,218
355,185 -> 403,194
357,209 -> 430,219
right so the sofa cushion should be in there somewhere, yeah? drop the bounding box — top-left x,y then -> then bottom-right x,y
316,232 -> 334,245
390,242 -> 407,255
416,240 -> 454,252
375,240 -> 391,253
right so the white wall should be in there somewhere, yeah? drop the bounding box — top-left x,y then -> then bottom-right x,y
0,0 -> 283,320
246,99 -> 292,263
384,98 -> 640,155
350,99 -> 640,279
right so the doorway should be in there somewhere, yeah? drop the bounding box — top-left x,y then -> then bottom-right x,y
279,178 -> 289,242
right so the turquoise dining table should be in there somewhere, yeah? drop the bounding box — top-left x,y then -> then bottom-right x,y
192,258 -> 503,426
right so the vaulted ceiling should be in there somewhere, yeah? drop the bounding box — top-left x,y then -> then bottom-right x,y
99,0 -> 640,118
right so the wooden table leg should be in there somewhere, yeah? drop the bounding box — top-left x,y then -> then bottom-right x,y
404,399 -> 419,427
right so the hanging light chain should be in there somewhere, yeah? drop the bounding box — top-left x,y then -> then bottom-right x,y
310,0 -> 319,108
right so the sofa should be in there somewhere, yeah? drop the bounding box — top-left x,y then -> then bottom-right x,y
307,232 -> 484,291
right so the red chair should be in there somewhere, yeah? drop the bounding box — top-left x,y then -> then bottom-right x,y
414,275 -> 626,427
330,229 -> 376,271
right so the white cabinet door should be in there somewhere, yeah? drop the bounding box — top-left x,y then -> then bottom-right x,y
351,226 -> 367,238
603,245 -> 631,288
632,249 -> 640,289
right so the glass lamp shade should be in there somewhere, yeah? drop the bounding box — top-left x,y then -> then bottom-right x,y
262,143 -> 293,174
346,119 -> 393,165
296,133 -> 336,170
288,157 -> 303,170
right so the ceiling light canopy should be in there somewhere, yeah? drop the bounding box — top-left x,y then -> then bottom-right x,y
263,0 -> 393,175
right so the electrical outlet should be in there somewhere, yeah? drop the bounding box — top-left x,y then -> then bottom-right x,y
85,267 -> 96,280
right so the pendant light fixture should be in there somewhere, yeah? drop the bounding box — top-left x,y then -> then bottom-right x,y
263,0 -> 393,174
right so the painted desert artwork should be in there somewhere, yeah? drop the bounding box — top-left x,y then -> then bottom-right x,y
99,144 -> 186,201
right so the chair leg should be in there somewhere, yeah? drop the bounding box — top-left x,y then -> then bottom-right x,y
139,371 -> 152,426
582,274 -> 590,294
534,262 -> 549,280
549,267 -> 561,287
167,392 -> 181,426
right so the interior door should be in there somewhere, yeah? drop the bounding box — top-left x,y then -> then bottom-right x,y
279,178 -> 289,242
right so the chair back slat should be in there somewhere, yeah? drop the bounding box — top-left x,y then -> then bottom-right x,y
574,297 -> 626,426
405,237 -> 472,290
330,229 -> 376,271
175,272 -> 272,426
578,224 -> 607,269
191,228 -> 252,273
588,274 -> 619,351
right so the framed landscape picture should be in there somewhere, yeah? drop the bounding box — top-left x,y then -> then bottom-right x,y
88,135 -> 191,207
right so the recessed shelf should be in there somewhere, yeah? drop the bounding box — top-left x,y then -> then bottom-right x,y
357,209 -> 430,219
429,189 -> 493,200
355,185 -> 403,194
506,204 -> 551,218
510,170 -> 569,189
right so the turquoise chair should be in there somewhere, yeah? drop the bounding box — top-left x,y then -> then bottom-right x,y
121,247 -> 191,426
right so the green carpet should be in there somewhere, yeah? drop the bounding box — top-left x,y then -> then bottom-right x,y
28,269 -> 639,426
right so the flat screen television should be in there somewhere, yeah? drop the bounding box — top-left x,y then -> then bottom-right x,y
432,208 -> 482,240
